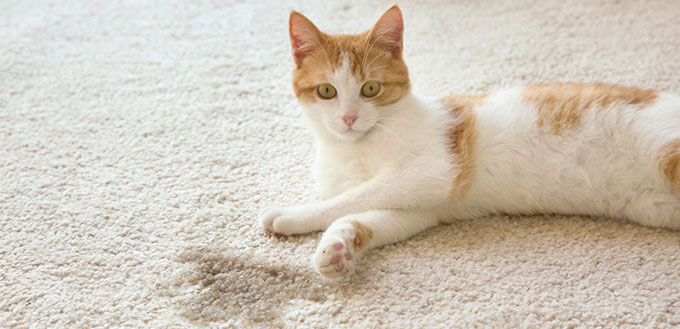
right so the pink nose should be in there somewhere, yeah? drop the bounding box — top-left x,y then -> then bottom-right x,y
342,115 -> 357,127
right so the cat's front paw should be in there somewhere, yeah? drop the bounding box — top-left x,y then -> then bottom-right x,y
259,206 -> 285,233
313,223 -> 360,279
259,205 -> 323,236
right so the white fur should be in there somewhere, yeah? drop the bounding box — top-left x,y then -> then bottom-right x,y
260,60 -> 680,279
442,90 -> 680,228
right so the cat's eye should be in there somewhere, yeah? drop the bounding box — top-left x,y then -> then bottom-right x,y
361,81 -> 380,98
317,84 -> 337,99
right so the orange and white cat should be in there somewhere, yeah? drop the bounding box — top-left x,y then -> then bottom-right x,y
260,6 -> 680,279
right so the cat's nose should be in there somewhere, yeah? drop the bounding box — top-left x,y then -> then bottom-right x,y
342,115 -> 357,128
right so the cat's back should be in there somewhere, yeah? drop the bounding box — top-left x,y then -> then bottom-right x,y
445,83 -> 680,224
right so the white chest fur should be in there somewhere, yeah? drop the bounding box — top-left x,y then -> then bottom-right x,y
310,94 -> 455,202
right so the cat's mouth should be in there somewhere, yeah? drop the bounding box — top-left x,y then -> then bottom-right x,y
332,125 -> 369,141
336,123 -> 380,141
342,127 -> 365,135
326,117 -> 379,141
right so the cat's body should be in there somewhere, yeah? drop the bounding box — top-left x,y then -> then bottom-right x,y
260,6 -> 680,279
452,87 -> 680,226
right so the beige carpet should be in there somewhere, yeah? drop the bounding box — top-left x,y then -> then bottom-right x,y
3,0 -> 680,328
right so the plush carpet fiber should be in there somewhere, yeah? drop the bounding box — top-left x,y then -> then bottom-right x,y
2,0 -> 680,328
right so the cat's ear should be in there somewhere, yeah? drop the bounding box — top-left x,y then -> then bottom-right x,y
289,11 -> 324,67
368,5 -> 404,58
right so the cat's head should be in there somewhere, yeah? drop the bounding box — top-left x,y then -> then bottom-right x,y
289,6 -> 410,142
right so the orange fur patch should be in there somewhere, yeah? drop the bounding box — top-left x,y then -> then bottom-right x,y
522,83 -> 658,134
350,220 -> 373,249
290,15 -> 409,105
658,140 -> 680,192
441,95 -> 486,200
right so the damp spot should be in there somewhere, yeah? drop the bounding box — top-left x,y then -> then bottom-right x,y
170,246 -> 330,326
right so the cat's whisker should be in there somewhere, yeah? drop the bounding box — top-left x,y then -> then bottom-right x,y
362,28 -> 391,75
361,27 -> 385,70
367,64 -> 388,75
310,35 -> 333,72
361,33 -> 372,72
374,122 -> 415,157
365,49 -> 390,75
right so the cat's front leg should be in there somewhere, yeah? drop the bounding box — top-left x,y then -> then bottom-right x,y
260,168 -> 449,236
313,209 -> 438,279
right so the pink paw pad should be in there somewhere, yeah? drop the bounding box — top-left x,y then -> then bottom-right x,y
316,238 -> 356,277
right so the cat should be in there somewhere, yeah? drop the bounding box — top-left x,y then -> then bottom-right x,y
260,5 -> 680,279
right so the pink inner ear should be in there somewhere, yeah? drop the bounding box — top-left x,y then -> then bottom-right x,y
289,12 -> 322,65
369,6 -> 404,56
290,33 -> 312,63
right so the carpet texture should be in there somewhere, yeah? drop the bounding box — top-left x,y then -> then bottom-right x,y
2,0 -> 680,328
